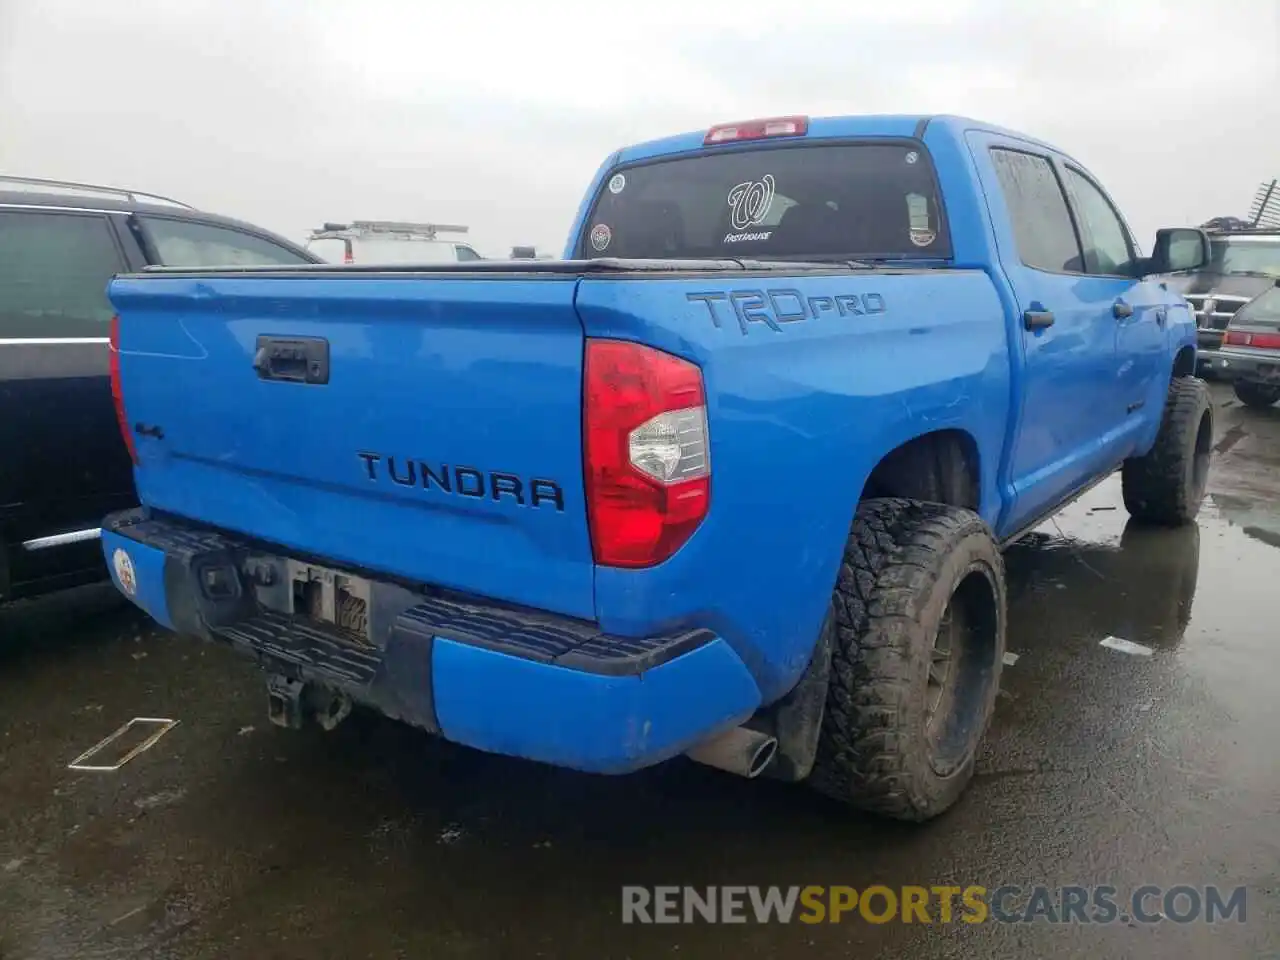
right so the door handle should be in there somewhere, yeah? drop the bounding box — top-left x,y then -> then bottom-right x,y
253,336 -> 330,384
1023,310 -> 1055,331
1113,300 -> 1134,319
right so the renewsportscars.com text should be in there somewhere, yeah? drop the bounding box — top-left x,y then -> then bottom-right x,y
621,885 -> 1247,925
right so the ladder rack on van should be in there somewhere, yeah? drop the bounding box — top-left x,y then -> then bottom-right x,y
1248,179 -> 1280,230
307,220 -> 470,243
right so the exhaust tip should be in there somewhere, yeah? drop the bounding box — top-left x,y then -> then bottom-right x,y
684,725 -> 778,780
747,736 -> 778,778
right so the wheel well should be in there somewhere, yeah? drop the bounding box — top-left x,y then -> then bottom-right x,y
860,430 -> 981,512
1173,346 -> 1196,378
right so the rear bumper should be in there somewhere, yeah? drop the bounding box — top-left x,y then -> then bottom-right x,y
101,509 -> 761,774
1209,347 -> 1280,383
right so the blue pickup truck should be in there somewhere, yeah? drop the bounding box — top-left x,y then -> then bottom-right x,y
102,115 -> 1213,821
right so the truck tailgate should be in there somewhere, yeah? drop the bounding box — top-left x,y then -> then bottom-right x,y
107,274 -> 594,620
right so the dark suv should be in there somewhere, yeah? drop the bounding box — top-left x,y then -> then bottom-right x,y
0,175 -> 321,602
1163,227 -> 1280,362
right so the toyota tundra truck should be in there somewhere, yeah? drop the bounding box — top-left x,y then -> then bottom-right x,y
101,115 -> 1214,821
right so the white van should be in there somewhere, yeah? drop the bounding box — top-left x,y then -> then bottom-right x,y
306,220 -> 483,265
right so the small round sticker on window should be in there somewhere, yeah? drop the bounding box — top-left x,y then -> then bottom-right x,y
905,151 -> 919,165
608,173 -> 626,194
910,228 -> 936,247
590,223 -> 612,252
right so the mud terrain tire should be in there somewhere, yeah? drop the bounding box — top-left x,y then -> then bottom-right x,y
1122,377 -> 1213,525
808,499 -> 1005,822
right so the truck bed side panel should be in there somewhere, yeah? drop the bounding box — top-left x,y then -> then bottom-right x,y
575,269 -> 1009,702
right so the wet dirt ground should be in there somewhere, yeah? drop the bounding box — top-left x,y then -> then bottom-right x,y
2,384 -> 1278,960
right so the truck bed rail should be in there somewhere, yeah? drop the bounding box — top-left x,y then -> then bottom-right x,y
134,257 -> 926,278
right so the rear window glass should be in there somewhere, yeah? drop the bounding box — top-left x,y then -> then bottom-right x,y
579,142 -> 950,262
0,210 -> 122,338
1233,287 -> 1280,325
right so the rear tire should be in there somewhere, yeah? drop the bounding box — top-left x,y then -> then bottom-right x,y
807,499 -> 1005,822
1233,380 -> 1280,409
1121,377 -> 1213,526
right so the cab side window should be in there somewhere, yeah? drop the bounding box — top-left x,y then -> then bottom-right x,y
141,217 -> 312,267
1061,167 -> 1137,277
989,149 -> 1083,274
0,210 -> 123,339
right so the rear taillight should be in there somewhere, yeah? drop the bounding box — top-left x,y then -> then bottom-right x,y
109,315 -> 137,465
1224,329 -> 1280,349
704,116 -> 809,145
584,340 -> 710,568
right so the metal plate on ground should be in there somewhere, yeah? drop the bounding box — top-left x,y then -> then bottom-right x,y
68,717 -> 180,772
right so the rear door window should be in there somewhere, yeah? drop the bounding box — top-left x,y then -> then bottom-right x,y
141,217 -> 312,267
0,209 -> 124,339
579,142 -> 950,261
989,149 -> 1083,274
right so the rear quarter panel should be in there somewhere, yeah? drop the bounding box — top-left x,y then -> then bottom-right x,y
576,269 -> 1009,701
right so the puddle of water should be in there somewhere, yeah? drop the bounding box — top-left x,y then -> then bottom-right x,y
1002,465 -> 1280,747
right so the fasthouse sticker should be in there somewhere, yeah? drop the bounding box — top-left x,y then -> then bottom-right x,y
724,175 -> 776,243
608,173 -> 626,194
727,175 -> 776,230
590,223 -> 612,252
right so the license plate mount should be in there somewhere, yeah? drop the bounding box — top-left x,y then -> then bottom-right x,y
286,560 -> 372,645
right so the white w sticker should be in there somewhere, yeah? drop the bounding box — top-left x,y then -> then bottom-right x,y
727,175 -> 777,231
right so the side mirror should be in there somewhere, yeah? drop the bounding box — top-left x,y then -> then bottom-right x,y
1150,227 -> 1210,274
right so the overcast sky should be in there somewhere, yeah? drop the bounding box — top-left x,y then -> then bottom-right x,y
1,0 -> 1277,256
